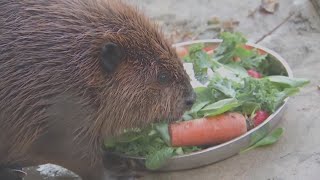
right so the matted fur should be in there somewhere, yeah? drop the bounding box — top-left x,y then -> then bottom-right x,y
0,0 -> 193,178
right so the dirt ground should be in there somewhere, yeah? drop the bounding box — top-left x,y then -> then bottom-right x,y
25,0 -> 320,179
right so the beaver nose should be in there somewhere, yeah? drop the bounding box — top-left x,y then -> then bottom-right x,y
185,91 -> 196,109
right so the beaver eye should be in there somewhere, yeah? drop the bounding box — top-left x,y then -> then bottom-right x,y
157,73 -> 170,84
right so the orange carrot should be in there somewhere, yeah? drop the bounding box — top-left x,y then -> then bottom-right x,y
169,112 -> 247,147
176,47 -> 188,58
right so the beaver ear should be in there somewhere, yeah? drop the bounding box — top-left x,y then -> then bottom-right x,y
101,42 -> 124,73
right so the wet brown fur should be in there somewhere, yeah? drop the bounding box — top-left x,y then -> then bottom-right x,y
0,0 -> 193,179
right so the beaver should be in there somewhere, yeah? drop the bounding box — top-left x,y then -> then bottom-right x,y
0,0 -> 195,179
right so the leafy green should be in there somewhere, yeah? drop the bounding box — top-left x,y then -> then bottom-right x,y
241,128 -> 284,153
223,63 -> 249,78
266,76 -> 310,88
146,147 -> 174,170
240,101 -> 261,115
194,87 -> 213,102
175,147 -> 184,155
247,127 -> 269,147
199,98 -> 241,117
190,101 -> 211,114
104,123 -> 200,170
208,74 -> 239,98
213,32 -> 248,64
236,78 -> 285,112
104,125 -> 167,157
182,113 -> 194,121
184,44 -> 212,83
155,123 -> 171,145
238,54 -> 268,73
211,32 -> 272,75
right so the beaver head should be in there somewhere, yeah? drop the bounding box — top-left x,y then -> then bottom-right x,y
59,1 -> 197,135
96,9 -> 195,135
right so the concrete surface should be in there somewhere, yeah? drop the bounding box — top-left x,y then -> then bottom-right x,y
24,0 -> 320,179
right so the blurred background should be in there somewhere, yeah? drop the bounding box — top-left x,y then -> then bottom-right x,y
25,0 -> 320,179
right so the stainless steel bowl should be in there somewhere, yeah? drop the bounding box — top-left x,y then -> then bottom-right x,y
107,39 -> 293,172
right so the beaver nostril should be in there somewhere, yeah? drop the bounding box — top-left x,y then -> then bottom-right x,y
185,91 -> 196,108
185,99 -> 195,107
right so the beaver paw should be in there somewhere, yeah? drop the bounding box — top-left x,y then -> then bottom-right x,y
104,152 -> 147,180
106,166 -> 145,180
0,168 -> 26,180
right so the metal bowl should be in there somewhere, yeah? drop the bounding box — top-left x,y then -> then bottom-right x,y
107,39 -> 293,172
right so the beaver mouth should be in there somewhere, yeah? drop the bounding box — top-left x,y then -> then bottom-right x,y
158,111 -> 185,123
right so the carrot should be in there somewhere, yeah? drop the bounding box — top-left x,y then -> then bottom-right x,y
169,112 -> 247,147
176,46 -> 188,58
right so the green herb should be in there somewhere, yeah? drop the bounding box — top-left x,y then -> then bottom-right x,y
208,74 -> 239,98
236,78 -> 283,112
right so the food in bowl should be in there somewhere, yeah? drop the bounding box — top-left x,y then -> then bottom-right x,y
104,32 -> 309,170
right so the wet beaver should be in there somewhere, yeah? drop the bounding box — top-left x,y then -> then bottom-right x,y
0,0 -> 195,179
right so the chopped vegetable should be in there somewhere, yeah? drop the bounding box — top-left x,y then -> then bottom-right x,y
170,112 -> 247,147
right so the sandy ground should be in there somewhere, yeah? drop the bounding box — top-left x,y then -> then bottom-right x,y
24,0 -> 320,179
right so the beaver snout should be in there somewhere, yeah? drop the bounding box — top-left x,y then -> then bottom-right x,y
184,90 -> 196,110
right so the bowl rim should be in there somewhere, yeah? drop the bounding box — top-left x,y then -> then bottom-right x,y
114,39 -> 293,160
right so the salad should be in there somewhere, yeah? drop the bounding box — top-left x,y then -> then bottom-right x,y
104,32 -> 309,170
